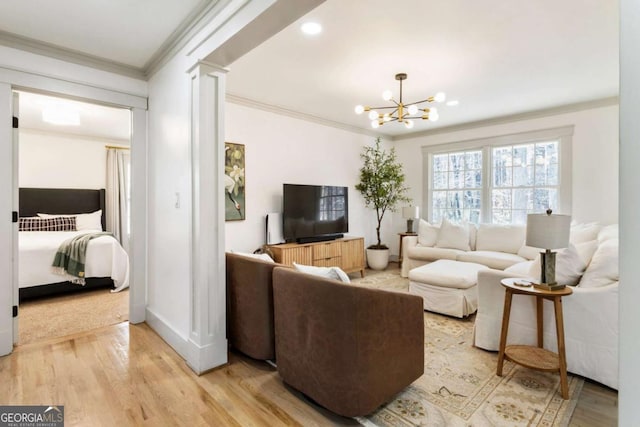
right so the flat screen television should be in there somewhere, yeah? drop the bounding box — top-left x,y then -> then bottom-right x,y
283,183 -> 349,243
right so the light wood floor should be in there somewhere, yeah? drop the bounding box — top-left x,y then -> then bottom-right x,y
0,322 -> 617,426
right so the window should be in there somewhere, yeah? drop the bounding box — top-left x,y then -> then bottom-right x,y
491,141 -> 559,224
424,126 -> 572,225
431,150 -> 482,223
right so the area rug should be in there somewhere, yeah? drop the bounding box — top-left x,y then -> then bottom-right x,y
19,288 -> 129,345
351,268 -> 583,427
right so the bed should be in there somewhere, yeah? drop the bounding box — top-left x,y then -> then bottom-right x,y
18,188 -> 130,300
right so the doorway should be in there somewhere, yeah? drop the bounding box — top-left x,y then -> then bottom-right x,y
15,90 -> 132,344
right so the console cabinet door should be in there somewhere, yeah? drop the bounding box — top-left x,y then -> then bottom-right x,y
341,238 -> 365,273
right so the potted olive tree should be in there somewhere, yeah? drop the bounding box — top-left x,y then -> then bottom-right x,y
355,137 -> 410,270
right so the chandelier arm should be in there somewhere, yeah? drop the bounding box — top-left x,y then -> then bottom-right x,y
406,98 -> 433,105
368,105 -> 398,110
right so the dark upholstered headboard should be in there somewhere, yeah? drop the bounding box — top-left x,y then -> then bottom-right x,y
19,188 -> 106,231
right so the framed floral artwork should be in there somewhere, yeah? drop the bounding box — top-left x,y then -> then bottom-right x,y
224,142 -> 245,221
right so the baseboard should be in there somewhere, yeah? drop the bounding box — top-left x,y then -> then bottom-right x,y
144,307 -> 189,361
186,337 -> 228,375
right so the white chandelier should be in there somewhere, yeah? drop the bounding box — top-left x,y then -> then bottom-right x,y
355,73 -> 445,129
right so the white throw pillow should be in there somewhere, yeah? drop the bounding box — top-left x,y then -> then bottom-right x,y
528,244 -> 586,286
293,262 -> 351,283
468,223 -> 477,251
417,219 -> 439,247
38,210 -> 103,231
504,260 -> 535,277
231,251 -> 275,263
579,239 -> 618,288
570,222 -> 602,244
435,218 -> 470,251
517,244 -> 543,260
476,223 -> 526,254
597,224 -> 618,243
574,240 -> 599,267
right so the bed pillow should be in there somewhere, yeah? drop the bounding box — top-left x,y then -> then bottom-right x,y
293,262 -> 351,283
38,210 -> 102,231
19,216 -> 76,231
435,218 -> 471,251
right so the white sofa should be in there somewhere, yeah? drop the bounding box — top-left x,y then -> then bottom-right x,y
401,219 -> 534,278
474,224 -> 619,389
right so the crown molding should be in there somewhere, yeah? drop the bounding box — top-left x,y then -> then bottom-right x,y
0,30 -> 145,80
392,96 -> 619,141
0,0 -> 228,81
144,0 -> 230,77
226,93 -> 385,138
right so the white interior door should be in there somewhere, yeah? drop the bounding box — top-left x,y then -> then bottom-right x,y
12,92 -> 19,343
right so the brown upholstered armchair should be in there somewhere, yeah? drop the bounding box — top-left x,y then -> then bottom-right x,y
226,253 -> 283,360
272,267 -> 424,417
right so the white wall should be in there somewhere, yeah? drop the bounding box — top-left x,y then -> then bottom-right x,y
224,103 -> 380,253
19,129 -> 128,189
391,104 -> 619,256
619,0 -> 640,423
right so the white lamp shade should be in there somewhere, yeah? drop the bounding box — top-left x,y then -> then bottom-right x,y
526,213 -> 571,249
402,206 -> 420,219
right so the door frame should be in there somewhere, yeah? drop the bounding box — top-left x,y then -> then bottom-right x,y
0,67 -> 148,354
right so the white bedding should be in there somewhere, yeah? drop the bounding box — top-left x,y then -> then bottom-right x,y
19,230 -> 129,292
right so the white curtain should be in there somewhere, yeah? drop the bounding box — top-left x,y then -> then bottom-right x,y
106,148 -> 131,253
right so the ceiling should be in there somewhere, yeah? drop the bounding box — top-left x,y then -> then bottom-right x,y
226,0 -> 619,137
18,91 -> 131,142
0,0 -> 619,139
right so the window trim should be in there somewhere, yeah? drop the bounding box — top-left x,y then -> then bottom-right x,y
422,125 -> 574,223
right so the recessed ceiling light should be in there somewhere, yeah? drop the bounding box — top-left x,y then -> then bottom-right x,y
446,100 -> 460,107
301,22 -> 322,35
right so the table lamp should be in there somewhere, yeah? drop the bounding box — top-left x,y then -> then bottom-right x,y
526,209 -> 571,290
402,206 -> 420,233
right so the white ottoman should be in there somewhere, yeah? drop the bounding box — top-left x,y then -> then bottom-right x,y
408,259 -> 489,318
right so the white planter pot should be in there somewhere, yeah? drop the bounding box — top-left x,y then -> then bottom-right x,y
366,248 -> 390,270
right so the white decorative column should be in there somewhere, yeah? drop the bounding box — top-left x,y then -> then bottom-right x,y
187,61 -> 228,373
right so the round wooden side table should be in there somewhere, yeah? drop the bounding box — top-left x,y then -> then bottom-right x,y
496,278 -> 573,399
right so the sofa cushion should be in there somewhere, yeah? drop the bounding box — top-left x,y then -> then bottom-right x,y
293,262 -> 351,283
408,260 -> 488,289
407,245 -> 465,262
528,244 -> 585,286
457,251 -> 526,270
417,219 -> 439,247
579,239 -> 618,288
475,224 -> 525,254
435,218 -> 471,251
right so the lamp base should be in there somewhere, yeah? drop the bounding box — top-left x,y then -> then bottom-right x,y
535,249 -> 566,291
406,219 -> 414,234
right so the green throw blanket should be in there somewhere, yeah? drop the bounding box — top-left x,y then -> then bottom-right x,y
52,232 -> 113,284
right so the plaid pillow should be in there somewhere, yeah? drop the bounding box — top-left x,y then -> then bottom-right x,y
19,216 -> 77,231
